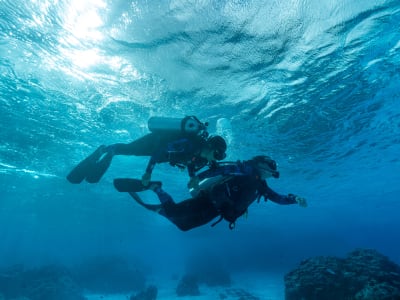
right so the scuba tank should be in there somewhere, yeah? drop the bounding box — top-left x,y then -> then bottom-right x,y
148,116 -> 208,137
189,175 -> 233,197
189,161 -> 241,197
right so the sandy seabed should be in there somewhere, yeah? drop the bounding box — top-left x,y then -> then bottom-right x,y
86,271 -> 285,300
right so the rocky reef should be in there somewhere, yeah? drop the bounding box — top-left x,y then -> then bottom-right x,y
0,264 -> 86,300
0,256 -> 147,300
284,248 -> 400,300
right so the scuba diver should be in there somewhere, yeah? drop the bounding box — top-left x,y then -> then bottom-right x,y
114,155 -> 307,231
67,116 -> 227,187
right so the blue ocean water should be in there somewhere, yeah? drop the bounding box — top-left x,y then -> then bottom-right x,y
1,0 -> 400,298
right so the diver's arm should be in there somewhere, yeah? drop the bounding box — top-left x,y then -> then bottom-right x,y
142,149 -> 166,185
265,189 -> 297,205
140,156 -> 156,185
262,183 -> 307,206
145,156 -> 157,175
261,181 -> 296,205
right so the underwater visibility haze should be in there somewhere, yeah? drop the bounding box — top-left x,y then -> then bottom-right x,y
1,0 -> 400,297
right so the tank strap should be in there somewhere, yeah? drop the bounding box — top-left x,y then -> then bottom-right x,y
210,215 -> 223,227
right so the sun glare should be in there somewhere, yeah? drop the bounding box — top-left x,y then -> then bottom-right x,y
63,0 -> 107,42
63,49 -> 101,68
55,0 -> 109,69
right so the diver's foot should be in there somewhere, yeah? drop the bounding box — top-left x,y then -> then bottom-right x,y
89,145 -> 107,162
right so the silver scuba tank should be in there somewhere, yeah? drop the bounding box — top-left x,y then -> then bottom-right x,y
189,175 -> 234,197
148,116 -> 207,135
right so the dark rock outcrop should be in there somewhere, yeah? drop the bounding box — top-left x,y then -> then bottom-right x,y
0,264 -> 86,300
285,248 -> 400,300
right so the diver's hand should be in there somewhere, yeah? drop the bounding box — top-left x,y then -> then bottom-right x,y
141,172 -> 151,186
289,194 -> 307,207
187,176 -> 200,189
295,195 -> 307,207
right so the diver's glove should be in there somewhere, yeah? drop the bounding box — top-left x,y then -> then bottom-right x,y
187,176 -> 200,189
141,172 -> 151,186
289,194 -> 307,207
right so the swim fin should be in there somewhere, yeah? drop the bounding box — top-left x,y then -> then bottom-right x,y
66,145 -> 111,184
113,178 -> 162,193
85,152 -> 113,183
128,192 -> 162,213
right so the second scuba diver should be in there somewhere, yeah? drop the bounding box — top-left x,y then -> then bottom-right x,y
67,116 -> 227,188
114,155 -> 307,231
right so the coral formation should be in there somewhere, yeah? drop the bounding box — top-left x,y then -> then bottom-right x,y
284,248 -> 400,300
0,264 -> 85,300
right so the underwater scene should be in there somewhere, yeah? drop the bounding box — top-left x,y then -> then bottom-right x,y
1,0 -> 400,299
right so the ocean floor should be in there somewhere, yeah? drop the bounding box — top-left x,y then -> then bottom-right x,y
86,271 -> 285,300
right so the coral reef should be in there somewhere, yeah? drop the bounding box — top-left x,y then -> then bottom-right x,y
0,256 -> 148,299
284,248 -> 400,300
0,264 -> 85,300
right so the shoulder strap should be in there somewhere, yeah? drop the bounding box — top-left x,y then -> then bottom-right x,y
210,215 -> 223,227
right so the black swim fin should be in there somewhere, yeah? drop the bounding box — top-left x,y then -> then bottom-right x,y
128,192 -> 162,213
113,178 -> 162,193
85,152 -> 113,183
66,145 -> 111,184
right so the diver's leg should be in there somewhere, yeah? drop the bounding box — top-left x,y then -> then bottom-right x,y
110,133 -> 162,156
151,184 -> 174,205
151,187 -> 219,231
168,196 -> 219,231
84,133 -> 162,183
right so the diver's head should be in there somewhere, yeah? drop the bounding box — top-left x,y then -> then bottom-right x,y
202,135 -> 227,161
251,155 -> 280,179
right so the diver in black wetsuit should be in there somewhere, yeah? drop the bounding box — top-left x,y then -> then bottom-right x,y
67,116 -> 227,187
116,156 -> 307,231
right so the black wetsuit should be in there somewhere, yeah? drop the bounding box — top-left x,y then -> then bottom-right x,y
148,160 -> 298,231
109,132 -> 208,178
66,125 -> 212,185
